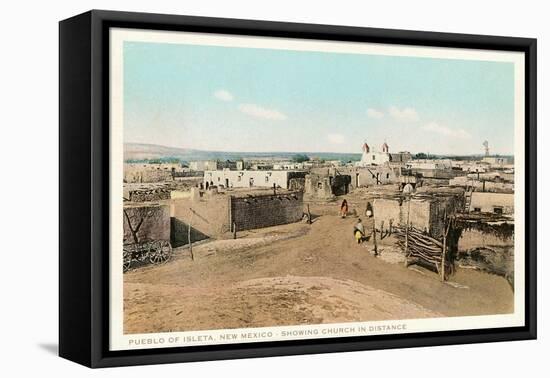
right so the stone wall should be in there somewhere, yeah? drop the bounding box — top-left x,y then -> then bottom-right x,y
123,203 -> 171,244
230,191 -> 304,231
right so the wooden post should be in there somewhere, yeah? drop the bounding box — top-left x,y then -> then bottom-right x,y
441,233 -> 446,281
233,222 -> 237,239
372,221 -> 378,256
380,221 -> 384,239
403,196 -> 411,266
188,208 -> 194,261
441,208 -> 447,281
441,213 -> 452,281
307,204 -> 312,224
273,183 -> 276,195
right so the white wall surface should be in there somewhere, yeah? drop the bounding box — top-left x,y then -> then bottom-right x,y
0,0 -> 547,376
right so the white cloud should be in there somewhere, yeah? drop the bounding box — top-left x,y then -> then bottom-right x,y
238,103 -> 287,121
327,133 -> 346,144
367,108 -> 384,119
213,89 -> 234,102
422,122 -> 471,139
388,106 -> 419,122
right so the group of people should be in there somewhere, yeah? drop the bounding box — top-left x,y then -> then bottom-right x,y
340,199 -> 369,245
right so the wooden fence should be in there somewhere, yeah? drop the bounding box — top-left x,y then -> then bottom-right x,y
394,220 -> 453,281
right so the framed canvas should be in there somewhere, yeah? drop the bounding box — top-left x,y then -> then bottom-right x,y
59,10 -> 537,368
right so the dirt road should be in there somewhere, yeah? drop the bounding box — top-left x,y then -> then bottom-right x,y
124,213 -> 513,334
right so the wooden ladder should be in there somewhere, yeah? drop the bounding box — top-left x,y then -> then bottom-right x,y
464,187 -> 474,212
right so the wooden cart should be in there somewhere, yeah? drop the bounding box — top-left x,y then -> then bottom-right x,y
123,239 -> 172,272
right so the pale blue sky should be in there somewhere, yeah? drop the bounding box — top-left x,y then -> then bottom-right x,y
123,41 -> 515,155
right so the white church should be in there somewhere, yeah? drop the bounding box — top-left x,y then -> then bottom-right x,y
356,141 -> 412,167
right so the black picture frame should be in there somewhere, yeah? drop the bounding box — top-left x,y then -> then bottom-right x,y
59,9 -> 537,368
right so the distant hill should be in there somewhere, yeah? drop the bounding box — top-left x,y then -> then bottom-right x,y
124,143 -> 203,161
124,143 -> 513,164
124,143 -> 362,163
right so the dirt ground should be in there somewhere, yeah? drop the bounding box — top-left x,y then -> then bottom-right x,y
124,195 -> 514,334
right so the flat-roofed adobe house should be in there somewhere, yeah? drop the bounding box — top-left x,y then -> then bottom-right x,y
468,192 -> 514,215
203,170 -> 306,189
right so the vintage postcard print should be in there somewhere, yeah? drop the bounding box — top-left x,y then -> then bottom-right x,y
109,28 -> 525,351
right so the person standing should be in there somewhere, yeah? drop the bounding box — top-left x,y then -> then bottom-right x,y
354,218 -> 365,244
340,199 -> 349,218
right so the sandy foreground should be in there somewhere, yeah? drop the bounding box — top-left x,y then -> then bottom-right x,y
124,212 -> 513,334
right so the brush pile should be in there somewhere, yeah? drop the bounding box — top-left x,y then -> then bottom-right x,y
394,227 -> 444,272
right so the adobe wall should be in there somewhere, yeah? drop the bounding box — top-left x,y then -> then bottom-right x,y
412,168 -> 457,179
230,191 -> 304,231
170,192 -> 230,246
458,228 -> 514,251
372,198 -> 403,229
457,228 -> 514,283
357,167 -> 398,186
203,170 -> 304,189
122,203 -> 171,244
128,188 -> 171,202
304,174 -> 334,199
333,166 -> 400,189
469,192 -> 514,214
331,175 -> 351,195
289,177 -> 306,191
373,197 -> 450,237
449,177 -> 514,193
124,168 -> 173,183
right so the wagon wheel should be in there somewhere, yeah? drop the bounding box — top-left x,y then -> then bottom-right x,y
123,245 -> 133,272
135,241 -> 150,262
149,240 -> 172,265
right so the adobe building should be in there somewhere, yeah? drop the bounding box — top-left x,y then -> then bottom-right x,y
203,169 -> 306,190
482,156 -> 511,168
373,194 -> 460,238
189,159 -> 245,171
189,160 -> 218,171
449,176 -> 514,193
304,162 -> 402,200
304,174 -> 333,199
124,163 -> 175,183
353,166 -> 399,187
468,192 -> 514,215
406,159 -> 453,170
324,164 -> 401,189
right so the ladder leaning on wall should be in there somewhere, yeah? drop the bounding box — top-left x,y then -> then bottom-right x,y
463,187 -> 474,212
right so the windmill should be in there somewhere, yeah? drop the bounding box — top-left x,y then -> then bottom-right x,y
483,140 -> 489,156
